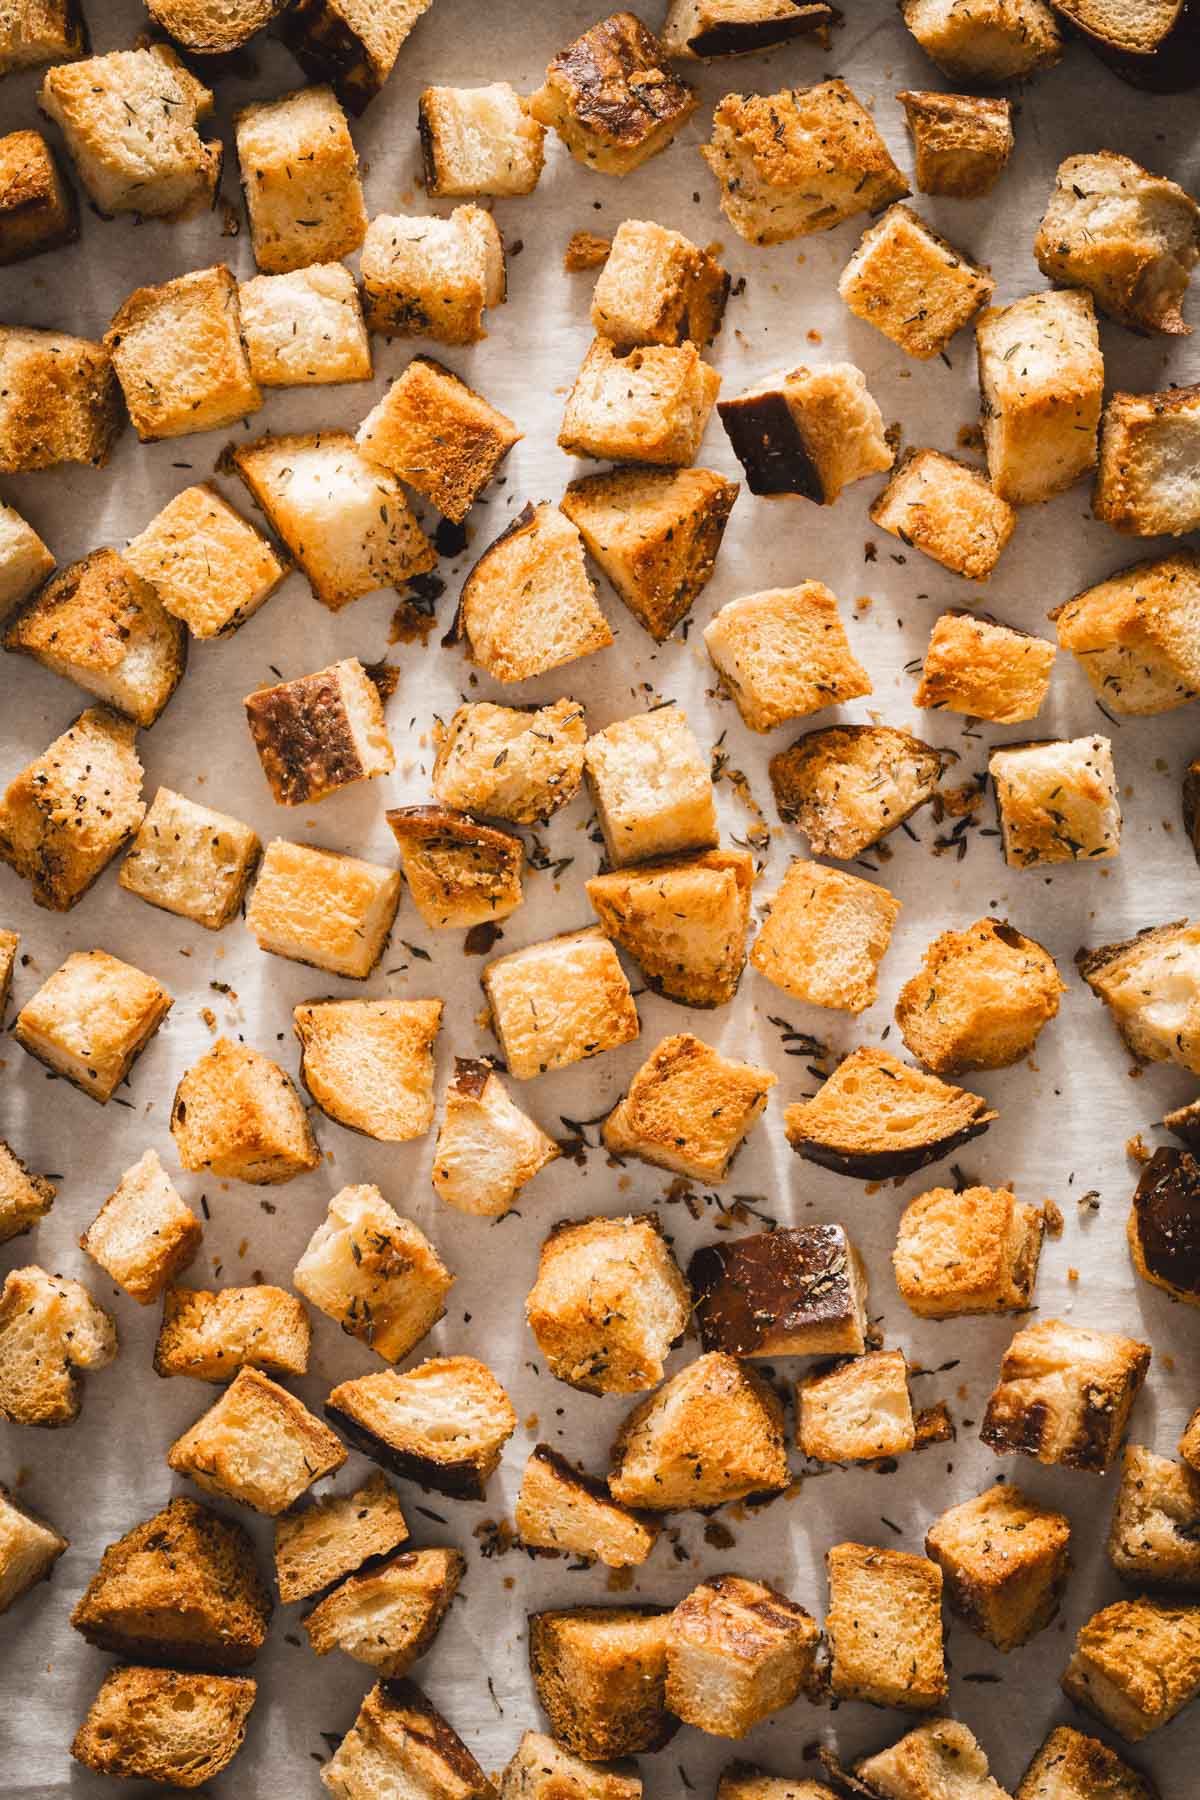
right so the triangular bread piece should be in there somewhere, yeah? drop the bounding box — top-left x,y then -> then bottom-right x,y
587,848 -> 752,1007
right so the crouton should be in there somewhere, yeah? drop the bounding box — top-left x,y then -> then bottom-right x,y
432,700 -> 586,823
717,361 -> 891,505
916,613 -> 1055,722
144,0 -> 282,52
1128,1147 -> 1200,1306
39,45 -> 220,219
1055,550 -> 1200,715
770,724 -> 946,859
663,0 -> 834,56
483,926 -> 639,1079
243,658 -> 395,804
981,1317 -> 1151,1473
784,1046 -> 996,1180
360,204 -> 505,345
500,1732 -> 644,1799
0,705 -> 143,910
419,82 -> 545,196
587,848 -> 752,1008
15,948 -> 171,1103
925,1483 -> 1070,1652
515,1444 -> 659,1567
171,1037 -> 320,1185
1036,152 -> 1199,335
750,858 -> 899,1013
321,1679 -> 491,1798
1080,921 -> 1200,1070
293,1184 -> 452,1363
901,0 -> 1062,78
1016,1725 -> 1159,1800
609,1351 -> 789,1509
0,1264 -> 116,1426
704,584 -> 872,732
797,1348 -> 916,1464
701,81 -> 908,245
294,998 -> 442,1142
526,1212 -> 689,1395
1108,1443 -> 1200,1589
977,289 -> 1104,505
585,705 -> 717,867
894,1185 -> 1044,1319
897,89 -> 1014,198
1166,1091 -> 1200,1149
119,786 -> 260,930
527,1607 -> 675,1760
305,1546 -> 463,1676
871,448 -> 1016,581
0,325 -> 121,472
386,805 -> 524,930
591,219 -> 729,350
275,1471 -> 409,1603
456,502 -> 612,682
826,1543 -> 946,1711
561,465 -> 737,640
72,1666 -> 256,1788
559,336 -> 721,466
124,485 -> 288,643
1062,1596 -> 1200,1740
717,1772 -> 833,1800
530,13 -> 696,175
991,735 -> 1121,866
853,1720 -> 1010,1800
0,0 -> 84,73
0,1484 -> 67,1614
896,916 -> 1064,1074
80,1148 -> 202,1305
246,839 -> 401,977
155,1284 -> 311,1383
169,1366 -> 346,1515
325,1355 -> 516,1499
432,1057 -> 559,1218
602,1033 -> 775,1182
690,1223 -> 869,1358
667,1575 -> 822,1739
106,266 -> 260,442
1185,1410 -> 1200,1471
0,129 -> 76,265
840,204 -> 994,360
240,264 -> 371,389
278,0 -> 431,114
235,86 -> 366,275
0,926 -> 13,1017
357,356 -> 519,523
0,1138 -> 54,1244
0,500 -> 53,620
1095,385 -> 1200,535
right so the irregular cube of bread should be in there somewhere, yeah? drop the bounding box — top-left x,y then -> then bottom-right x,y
278,0 -> 432,114
240,264 -> 372,389
750,858 -> 899,1012
902,0 -> 1062,77
663,0 -> 835,57
916,612 -> 1055,723
169,1366 -> 346,1514
0,129 -> 77,265
70,1495 -> 271,1668
826,1542 -> 946,1711
1185,1409 -> 1200,1471
840,204 -> 994,360
1062,1597 -> 1200,1740
1016,1725 -> 1160,1800
717,361 -> 892,504
304,1545 -> 463,1676
587,848 -> 752,1008
526,1212 -> 690,1394
294,998 -> 442,1142
322,1679 -> 491,1798
717,1774 -> 835,1800
871,449 -> 1016,581
609,1351 -> 789,1509
0,705 -> 143,910
585,705 -> 717,867
360,204 -> 505,345
500,1731 -> 644,1799
515,1444 -> 659,1567
894,1185 -> 1044,1319
784,1046 -> 996,1180
432,1057 -> 558,1218
797,1347 -> 916,1464
1054,550 -> 1200,715
433,699 -> 586,823
530,13 -> 696,175
898,89 -> 1014,199
1165,1091 -> 1200,1150
171,1037 -> 320,1185
1109,1443 -> 1200,1588
1095,386 -> 1200,536
0,925 -> 13,1018
990,735 -> 1120,867
39,45 -> 221,219
1128,1146 -> 1200,1306
667,1576 -> 820,1738
981,1317 -> 1151,1473
0,325 -> 121,472
925,1482 -> 1070,1651
106,265 -> 260,442
357,355 -> 519,523
560,336 -> 720,467
977,289 -> 1104,505
0,1138 -> 55,1244
1079,922 -> 1200,1072
0,500 -> 54,618
896,916 -> 1064,1074
125,484 -> 288,641
0,0 -> 84,73
419,81 -> 545,197
275,1471 -> 409,1603
591,219 -> 729,350
690,1223 -> 869,1358
243,658 -> 394,804
293,1184 -> 452,1363
235,86 -> 366,275
119,786 -> 260,930
15,948 -> 171,1103
456,502 -> 612,682
143,0 -> 281,52
483,927 -> 639,1079
80,1148 -> 201,1304
705,583 -> 872,731
855,1720 -> 1009,1800
155,1284 -> 311,1382
702,81 -> 908,245
602,1033 -> 775,1182
0,1264 -> 116,1426
325,1355 -> 516,1499
246,839 -> 401,977
770,724 -> 946,859
72,1666 -> 256,1788
527,1607 -> 675,1760
387,805 -> 523,930
0,1483 -> 67,1614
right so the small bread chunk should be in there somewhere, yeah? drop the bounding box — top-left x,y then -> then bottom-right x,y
705,583 -> 872,732
585,705 -> 717,867
243,658 -> 395,804
39,45 -> 220,219
357,356 -> 520,523
322,1679 -> 491,1798
587,848 -> 752,1008
871,448 -> 1016,582
925,1483 -> 1071,1651
433,699 -> 586,823
246,839 -> 401,977
1035,151 -> 1200,335
0,500 -> 53,618
360,204 -> 505,345
0,129 -> 77,265
1129,1147 -> 1200,1305
419,82 -> 545,197
106,265 -> 260,442
1062,1597 -> 1200,1741
432,1058 -> 558,1217
898,89 -> 1013,198
0,0 -> 84,73
750,858 -> 899,1012
896,916 -> 1064,1074
977,289 -> 1104,505
1016,1725 -> 1159,1800
0,925 -> 14,1018
1095,386 -> 1200,536
155,1284 -> 311,1382
70,1496 -> 271,1668
294,1184 -> 452,1363
667,1574 -> 821,1739
894,1185 -> 1044,1319
1109,1444 -> 1200,1588
123,483 -> 288,641
0,325 -> 121,472
770,724 -> 946,859
275,1471 -> 409,1603
235,86 -> 366,275
530,13 -> 696,175
0,1264 -> 116,1426
591,219 -> 729,350
0,1138 -> 55,1244
483,927 -> 639,1079
15,948 -> 171,1103
1079,921 -> 1200,1072
72,1666 -> 256,1788
603,1033 -> 775,1183
0,1484 -> 67,1614
528,1607 -> 675,1760
901,0 -> 1062,78
561,465 -> 737,640
144,0 -> 281,52
916,613 -> 1055,723
500,1731 -> 644,1800
784,1046 -> 996,1180
526,1212 -> 689,1395
717,362 -> 892,503
305,1545 -> 463,1676
1055,550 -> 1200,715
855,1720 -> 1009,1800
171,1037 -> 320,1185
456,502 -> 612,682
702,81 -> 908,245
0,705 -> 144,910
690,1223 -> 869,1358
1184,1410 -> 1200,1472
1166,1093 -> 1200,1151
278,0 -> 432,114
840,204 -> 994,360
81,1148 -> 201,1305
515,1444 -> 659,1567
295,998 -> 442,1142
717,1774 -> 834,1800
826,1542 -> 946,1712
387,805 -> 523,930
663,0 -> 834,57
991,735 -> 1120,867
169,1366 -> 346,1515
325,1355 -> 516,1499
981,1317 -> 1151,1473
797,1348 -> 916,1464
240,265 -> 372,388
120,786 -> 260,930
609,1351 -> 789,1509
559,336 -> 720,466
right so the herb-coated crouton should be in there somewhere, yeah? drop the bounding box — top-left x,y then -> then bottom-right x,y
294,1184 -> 453,1363
0,324 -> 121,472
419,82 -> 545,197
483,926 -> 639,1079
106,266 -> 260,442
0,1264 -> 116,1426
925,1483 -> 1071,1651
387,805 -> 524,929
432,1057 -> 559,1217
840,204 -> 994,360
916,613 -> 1055,722
294,998 -> 442,1142
717,361 -> 892,502
797,1347 -> 916,1464
897,89 -> 1013,198
527,1607 -> 675,1759
1016,1725 -> 1160,1800
690,1223 -> 869,1358
1128,1147 -> 1200,1306
717,1772 -> 833,1800
235,86 -> 366,275
357,355 -> 519,523
305,1545 -> 463,1676
1054,550 -> 1200,715
243,657 -> 395,804
901,0 -> 1062,78
981,1317 -> 1151,1473
750,858 -> 899,1013
853,1720 -> 1010,1800
360,204 -> 505,345
530,13 -> 696,175
72,1665 -> 256,1788
705,583 -> 872,732
1184,1410 -> 1200,1471
991,735 -> 1120,866
0,0 -> 84,74
560,336 -> 721,466
0,1137 -> 54,1244
240,264 -> 372,389
246,839 -> 401,977
321,1679 -> 491,1798
515,1444 -> 659,1567
119,786 -> 260,930
0,129 -> 76,265
1109,1443 -> 1200,1589
0,1483 -> 66,1614
591,219 -> 729,350
526,1212 -> 689,1395
871,448 -> 1016,581
784,1046 -> 996,1179
667,1575 -> 822,1739
155,1284 -> 311,1382
325,1355 -> 516,1499
1094,385 -> 1200,536
0,500 -> 53,618
275,1471 -> 409,1603
609,1351 -> 789,1509
15,947 -> 171,1103
171,1037 -> 320,1185
894,1185 -> 1044,1319
1078,922 -> 1200,1072
977,289 -> 1104,505
603,1033 -> 775,1182
895,916 -> 1064,1074
0,705 -> 143,910
770,724 -> 946,859
456,502 -> 612,682
585,705 -> 717,867
1062,1596 -> 1200,1740
588,848 -> 752,1008
826,1542 -> 947,1711
143,0 -> 281,52
125,485 -> 288,642
169,1367 -> 346,1515
80,1148 -> 201,1305
499,1731 -> 644,1799
663,0 -> 834,56
279,0 -> 432,114
433,699 -> 586,823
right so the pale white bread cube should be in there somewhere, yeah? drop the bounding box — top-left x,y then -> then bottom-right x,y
0,1265 -> 116,1426
902,0 -> 1062,79
0,500 -> 53,619
855,1719 -> 1010,1798
0,0 -> 84,74
559,336 -> 720,466
1053,550 -> 1200,715
80,1148 -> 202,1304
514,1445 -> 659,1568
235,86 -> 367,275
839,203 -> 994,360
666,1573 -> 821,1738
894,1185 -> 1045,1319
1078,920 -> 1200,1072
915,612 -> 1055,723
294,998 -> 443,1142
750,857 -> 900,1013
155,1284 -> 311,1383
584,705 -> 717,867
977,289 -> 1104,505
798,1348 -> 916,1463
293,1183 -> 453,1363
456,502 -> 611,682
609,1351 -> 789,1509
239,265 -> 371,388
274,1471 -> 408,1603
105,265 -> 261,442
0,1138 -> 55,1245
123,483 -> 288,639
499,1730 -> 643,1798
602,1032 -> 776,1183
590,218 -> 729,350
990,735 -> 1120,867
15,948 -> 172,1104
1061,1595 -> 1200,1741
360,205 -> 505,346
278,0 -> 433,115
432,700 -> 586,824
303,1545 -> 463,1677
432,1058 -> 559,1217
355,355 -> 519,523
704,583 -> 872,731
321,1680 -> 490,1799
1095,385 -> 1200,537
168,1366 -> 346,1515
587,847 -> 752,1009
325,1355 -> 516,1499
120,787 -> 260,931
246,839 -> 401,978
871,448 -> 1016,581
898,88 -> 1014,199
418,82 -> 545,197
529,12 -> 697,176
243,657 -> 396,805
0,1484 -> 67,1613
483,927 -> 639,1080
662,0 -> 835,58
0,325 -> 121,474
717,362 -> 892,503
170,1037 -> 320,1185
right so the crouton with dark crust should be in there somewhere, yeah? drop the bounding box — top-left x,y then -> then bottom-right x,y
528,1607 -> 676,1761
0,129 -> 77,264
515,1444 -> 659,1568
325,1355 -> 516,1499
717,363 -> 892,503
981,1317 -> 1151,1473
663,0 -> 835,58
1017,1725 -> 1160,1800
530,13 -> 697,176
925,1482 -> 1071,1651
432,1057 -> 558,1218
278,0 -> 432,114
691,1223 -> 869,1358
387,805 -> 524,930
418,82 -> 545,197
0,1138 -> 54,1245
770,724 -> 948,859
244,658 -> 394,806
898,89 -> 1013,198
1128,1147 -> 1200,1305
321,1679 -> 491,1798
784,1046 -> 996,1179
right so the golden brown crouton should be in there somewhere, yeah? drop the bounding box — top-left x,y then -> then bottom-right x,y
1016,1725 -> 1159,1800
418,81 -> 545,197
925,1482 -> 1071,1651
235,85 -> 366,275
72,1665 -> 256,1788
357,356 -> 520,523
387,805 -> 523,930
991,735 -> 1121,867
293,1184 -> 452,1363
1109,1443 -> 1200,1589
274,1471 -> 409,1603
432,1057 -> 559,1218
325,1355 -> 516,1499
0,1137 -> 55,1245
295,998 -> 442,1142
1184,1409 -> 1200,1472
585,705 -> 717,866
171,1037 -> 320,1185
515,1444 -> 659,1568
1078,920 -> 1200,1071
663,0 -> 834,57
168,1366 -> 346,1515
915,613 -> 1055,723
717,362 -> 892,503
119,786 -> 260,930
854,1720 -> 1010,1800
154,1284 -> 310,1383
528,1606 -> 676,1760
825,1542 -> 947,1711
0,1264 -> 116,1426
609,1351 -> 789,1509
770,724 -> 947,859
704,583 -> 872,731
0,325 -> 121,473
667,1574 -> 822,1738
15,948 -> 172,1104
0,128 -> 77,265
244,658 -> 394,805
840,204 -> 994,360
591,219 -> 729,349
981,1317 -> 1151,1473
897,89 -> 1013,199
559,336 -> 720,466
750,858 -> 899,1013
894,1185 -> 1044,1319
80,1148 -> 202,1305
870,448 -> 1016,581
0,1483 -> 67,1614
587,848 -> 752,1009
602,1033 -> 775,1182
304,1546 -> 463,1677
360,203 -> 505,344
895,916 -> 1064,1074
1054,550 -> 1200,714
432,699 -> 586,824
1094,386 -> 1200,536
977,289 -> 1104,505
526,1213 -> 690,1395
902,0 -> 1062,78
499,1731 -> 643,1799
321,1679 -> 491,1798
0,0 -> 85,77
1062,1596 -> 1200,1740
784,1046 -> 996,1180
691,1223 -> 869,1358
529,13 -> 696,175
123,483 -> 289,641
105,266 -> 260,443
239,263 -> 371,389
797,1348 -> 916,1464
483,927 -> 639,1079
456,502 -> 612,683
246,839 -> 401,978
0,501 -> 53,620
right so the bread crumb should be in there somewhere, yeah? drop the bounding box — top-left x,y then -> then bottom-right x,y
564,231 -> 611,272
1126,1132 -> 1152,1164
1042,1198 -> 1064,1238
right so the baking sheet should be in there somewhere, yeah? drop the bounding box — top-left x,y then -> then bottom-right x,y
3,0 -> 1200,1791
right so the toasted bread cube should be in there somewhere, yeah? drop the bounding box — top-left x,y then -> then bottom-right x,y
240,265 -> 371,389
0,0 -> 84,73
1095,386 -> 1200,536
797,1347 -> 915,1464
294,997 -> 442,1142
1109,1443 -> 1200,1589
717,1774 -> 833,1800
0,925 -> 13,1018
72,1666 -> 256,1787
155,1284 -> 310,1383
1181,1410 -> 1200,1476
898,89 -> 1013,199
609,1351 -> 789,1509
663,0 -> 834,56
0,1264 -> 116,1426
106,266 -> 259,443
783,1045 -> 996,1180
305,1545 -> 463,1676
896,916 -> 1064,1074
840,204 -> 994,360
977,289 -> 1104,506
902,0 -> 1062,78
0,129 -> 76,265
1055,550 -> 1200,715
0,1138 -> 55,1244
1016,1725 -> 1159,1800
243,658 -> 395,805
528,1607 -> 675,1760
1079,921 -> 1200,1072
585,706 -> 716,867
483,926 -> 639,1080
771,724 -> 945,859
325,1355 -> 516,1499
457,502 -> 612,683
855,1720 -> 1009,1800
718,362 -> 892,504
0,1484 -> 66,1614
916,613 -> 1055,723
1129,1146 -> 1200,1307
15,948 -> 171,1103
560,336 -> 720,467
322,1679 -> 491,1799
826,1542 -> 946,1711
705,583 -> 872,732
990,735 -> 1120,867
361,204 -> 504,345
588,848 -> 752,1009
668,1575 -> 821,1739
751,858 -> 899,1013
1166,1090 -> 1200,1150
419,82 -> 544,197
124,484 -> 288,640
516,1444 -> 658,1568
246,839 -> 401,977
500,1731 -> 643,1800
278,0 -> 432,114
70,1495 -> 271,1668
1062,1596 -> 1200,1741
0,500 -> 53,620
80,1148 -> 201,1304
432,1057 -> 558,1218
702,81 -> 908,246
603,1033 -> 775,1182
387,805 -> 523,930
981,1317 -> 1151,1473
530,13 -> 696,175
434,700 -> 586,825
169,1366 -> 345,1515
0,324 -> 120,474
871,449 -> 1015,581
925,1483 -> 1070,1652
235,86 -> 366,275
119,786 -> 260,930
357,356 -> 519,523
275,1471 -> 409,1603
526,1212 -> 689,1395
294,1184 -> 452,1363
591,219 -> 729,350
0,705 -> 143,910
171,1037 -> 320,1185
894,1185 -> 1044,1319
691,1223 -> 869,1358
143,0 -> 280,51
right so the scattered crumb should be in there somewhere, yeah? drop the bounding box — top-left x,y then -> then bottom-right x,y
1042,1198 -> 1065,1238
564,231 -> 611,272
1126,1132 -> 1152,1165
